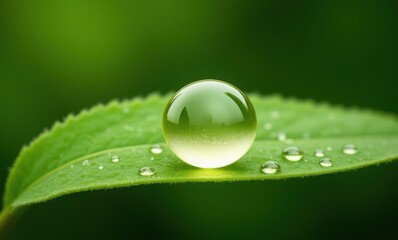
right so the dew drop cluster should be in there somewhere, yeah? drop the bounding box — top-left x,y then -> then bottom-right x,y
260,143 -> 358,175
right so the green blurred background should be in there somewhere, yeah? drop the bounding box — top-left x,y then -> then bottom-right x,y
1,0 -> 397,239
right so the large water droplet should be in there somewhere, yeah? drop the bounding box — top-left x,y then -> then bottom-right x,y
111,155 -> 120,163
162,80 -> 257,168
261,161 -> 280,174
82,160 -> 90,166
342,144 -> 358,155
319,158 -> 333,167
139,167 -> 156,176
149,144 -> 164,155
282,146 -> 303,161
314,149 -> 325,158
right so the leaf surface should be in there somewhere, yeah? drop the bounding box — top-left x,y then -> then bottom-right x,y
3,94 -> 398,210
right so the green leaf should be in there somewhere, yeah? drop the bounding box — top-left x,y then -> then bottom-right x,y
2,94 -> 398,218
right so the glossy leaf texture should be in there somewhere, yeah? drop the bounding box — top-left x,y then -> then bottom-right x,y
2,94 -> 398,211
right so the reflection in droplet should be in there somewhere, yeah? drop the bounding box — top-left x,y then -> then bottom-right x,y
261,161 -> 280,174
139,167 -> 156,176
343,144 -> 358,155
314,149 -> 325,158
282,146 -> 303,161
111,155 -> 120,163
320,158 -> 333,167
149,144 -> 164,155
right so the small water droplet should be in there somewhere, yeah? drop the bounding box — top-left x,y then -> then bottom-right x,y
342,144 -> 358,155
150,156 -> 155,161
277,132 -> 287,142
150,144 -> 164,154
320,158 -> 333,167
98,165 -> 104,170
261,161 -> 280,174
111,155 -> 120,163
70,164 -> 74,168
271,111 -> 280,119
314,149 -> 325,158
82,160 -> 90,166
282,146 -> 303,161
139,167 -> 156,176
326,146 -> 332,151
264,123 -> 273,130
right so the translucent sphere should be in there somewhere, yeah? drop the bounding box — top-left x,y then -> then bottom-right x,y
162,80 -> 257,168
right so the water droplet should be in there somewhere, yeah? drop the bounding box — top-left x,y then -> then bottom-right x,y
162,80 -> 257,168
70,164 -> 74,168
277,132 -> 287,142
150,156 -> 155,161
326,146 -> 332,151
264,123 -> 273,130
111,155 -> 120,163
282,146 -> 303,161
271,111 -> 280,119
320,158 -> 333,167
342,144 -> 358,155
314,149 -> 325,158
98,165 -> 104,170
149,144 -> 164,155
139,167 -> 156,176
82,160 -> 90,166
261,161 -> 280,174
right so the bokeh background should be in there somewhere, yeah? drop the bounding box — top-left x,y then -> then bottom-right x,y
1,0 -> 397,239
